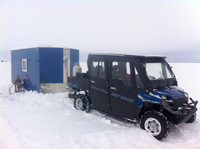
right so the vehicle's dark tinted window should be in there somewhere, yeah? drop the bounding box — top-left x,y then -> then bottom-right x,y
134,67 -> 144,89
99,61 -> 105,79
91,60 -> 105,79
111,61 -> 131,87
91,60 -> 98,77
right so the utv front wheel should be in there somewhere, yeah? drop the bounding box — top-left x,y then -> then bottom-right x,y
140,111 -> 170,140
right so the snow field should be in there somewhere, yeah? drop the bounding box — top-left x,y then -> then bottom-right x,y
0,62 -> 200,149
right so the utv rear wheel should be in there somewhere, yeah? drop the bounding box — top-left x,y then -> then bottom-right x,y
140,111 -> 170,140
74,94 -> 90,112
185,113 -> 196,123
74,97 -> 83,110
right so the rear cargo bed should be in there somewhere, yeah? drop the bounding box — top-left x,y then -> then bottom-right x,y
67,77 -> 89,90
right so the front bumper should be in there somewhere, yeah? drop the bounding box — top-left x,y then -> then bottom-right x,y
176,107 -> 197,124
162,98 -> 198,124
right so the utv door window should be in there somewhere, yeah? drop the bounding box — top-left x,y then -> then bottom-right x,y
91,61 -> 98,77
91,60 -> 106,79
126,62 -> 131,75
134,67 -> 144,89
99,61 -> 105,79
111,61 -> 131,87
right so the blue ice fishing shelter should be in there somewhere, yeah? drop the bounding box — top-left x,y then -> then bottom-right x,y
11,47 -> 79,93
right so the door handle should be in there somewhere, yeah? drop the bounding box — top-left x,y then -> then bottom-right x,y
111,87 -> 117,92
91,80 -> 95,84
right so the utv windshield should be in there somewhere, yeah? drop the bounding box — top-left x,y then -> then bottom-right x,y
141,62 -> 175,81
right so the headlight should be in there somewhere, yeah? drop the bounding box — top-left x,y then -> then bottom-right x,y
184,92 -> 189,98
161,95 -> 167,100
161,95 -> 173,103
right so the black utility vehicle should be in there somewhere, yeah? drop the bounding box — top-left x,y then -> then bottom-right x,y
67,54 -> 198,140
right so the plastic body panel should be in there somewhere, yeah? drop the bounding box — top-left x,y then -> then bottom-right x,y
67,77 -> 89,90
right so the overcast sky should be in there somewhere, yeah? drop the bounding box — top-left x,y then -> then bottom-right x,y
0,0 -> 200,62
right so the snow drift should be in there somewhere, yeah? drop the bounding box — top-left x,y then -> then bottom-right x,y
0,62 -> 200,149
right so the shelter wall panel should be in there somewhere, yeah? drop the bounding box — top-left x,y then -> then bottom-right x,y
11,48 -> 40,92
39,48 -> 63,83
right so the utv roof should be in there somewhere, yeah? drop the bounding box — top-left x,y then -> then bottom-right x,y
88,53 -> 166,59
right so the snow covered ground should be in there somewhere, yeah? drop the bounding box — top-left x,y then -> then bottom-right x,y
0,61 -> 200,149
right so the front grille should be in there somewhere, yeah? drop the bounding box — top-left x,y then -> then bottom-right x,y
167,96 -> 188,110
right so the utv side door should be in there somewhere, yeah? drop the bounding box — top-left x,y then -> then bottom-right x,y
108,57 -> 137,119
89,56 -> 110,113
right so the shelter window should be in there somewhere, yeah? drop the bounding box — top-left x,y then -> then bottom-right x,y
22,59 -> 28,72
